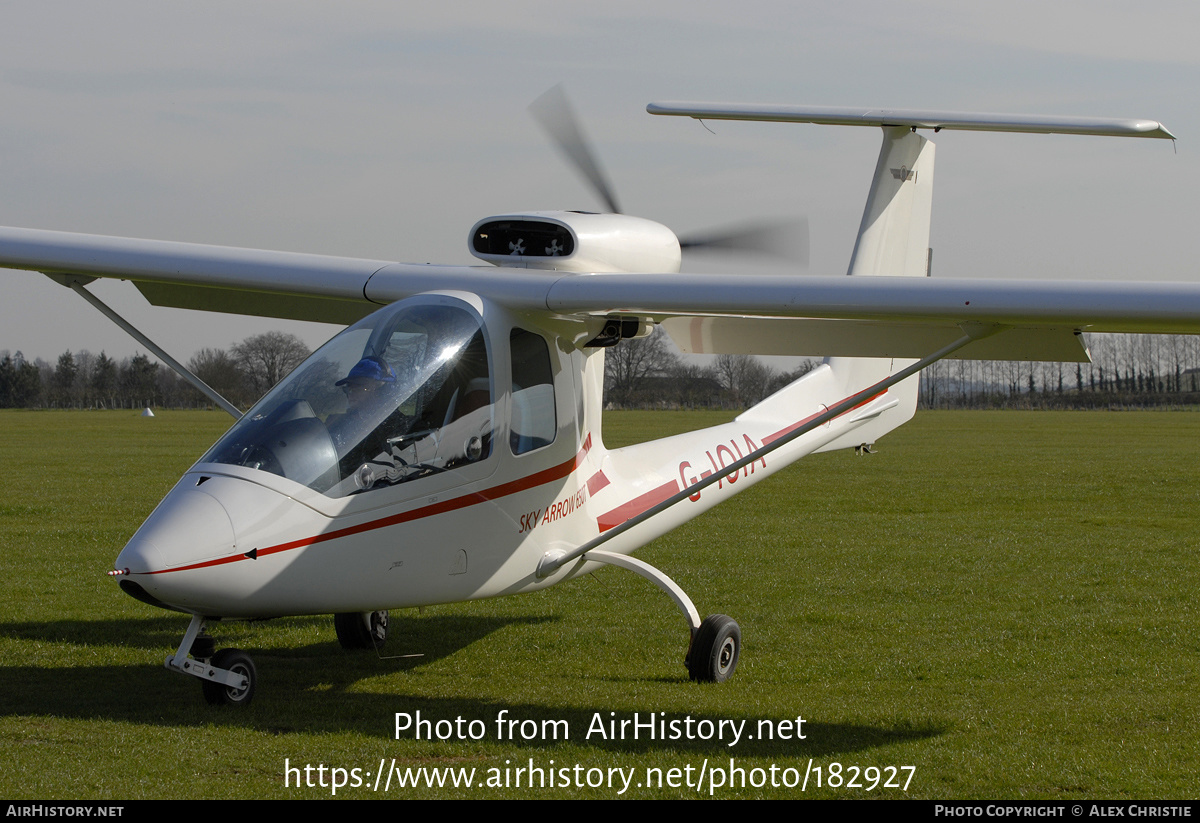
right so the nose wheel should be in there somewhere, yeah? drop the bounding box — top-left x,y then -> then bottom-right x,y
165,615 -> 259,706
200,648 -> 257,706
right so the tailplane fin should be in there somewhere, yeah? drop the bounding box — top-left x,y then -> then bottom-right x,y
820,126 -> 934,449
847,127 -> 934,279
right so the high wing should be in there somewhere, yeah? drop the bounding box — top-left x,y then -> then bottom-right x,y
0,226 -> 395,325
5,229 -> 1200,362
539,273 -> 1200,360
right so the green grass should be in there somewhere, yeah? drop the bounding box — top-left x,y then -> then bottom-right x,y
0,409 -> 1197,798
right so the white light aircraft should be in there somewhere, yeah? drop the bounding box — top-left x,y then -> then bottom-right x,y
0,94 -> 1191,706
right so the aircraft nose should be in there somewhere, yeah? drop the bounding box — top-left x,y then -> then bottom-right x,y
112,472 -> 328,616
113,537 -> 166,575
115,487 -> 236,574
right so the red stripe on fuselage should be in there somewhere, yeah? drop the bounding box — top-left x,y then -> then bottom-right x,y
595,479 -> 680,533
586,470 -> 610,496
762,387 -> 888,446
147,435 -> 595,575
594,385 -> 891,533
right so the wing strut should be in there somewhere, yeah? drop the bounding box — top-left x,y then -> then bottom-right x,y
48,274 -> 242,419
537,328 -> 984,579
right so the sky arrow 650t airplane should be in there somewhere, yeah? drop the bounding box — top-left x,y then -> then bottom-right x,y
0,95 -> 1190,705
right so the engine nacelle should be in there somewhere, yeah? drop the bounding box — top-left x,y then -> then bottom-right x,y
469,211 -> 681,274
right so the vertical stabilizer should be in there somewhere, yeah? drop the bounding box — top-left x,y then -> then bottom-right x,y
819,127 -> 935,452
847,127 -> 935,278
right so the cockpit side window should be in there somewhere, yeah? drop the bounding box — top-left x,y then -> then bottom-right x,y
201,300 -> 495,498
509,328 -> 556,455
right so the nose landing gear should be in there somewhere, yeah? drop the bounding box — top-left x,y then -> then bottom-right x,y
167,614 -> 258,706
168,611 -> 395,706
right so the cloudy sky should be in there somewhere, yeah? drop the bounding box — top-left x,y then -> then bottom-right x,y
0,1 -> 1196,362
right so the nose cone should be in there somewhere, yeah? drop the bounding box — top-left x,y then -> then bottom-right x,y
113,472 -> 330,617
116,488 -> 236,574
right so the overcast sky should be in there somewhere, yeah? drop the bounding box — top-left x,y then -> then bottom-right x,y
1,1 -> 1196,363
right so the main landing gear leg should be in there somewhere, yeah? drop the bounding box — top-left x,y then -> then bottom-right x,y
334,611 -> 389,651
583,550 -> 741,683
166,614 -> 257,706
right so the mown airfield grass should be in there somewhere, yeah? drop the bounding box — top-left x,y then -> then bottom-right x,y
0,408 -> 1196,800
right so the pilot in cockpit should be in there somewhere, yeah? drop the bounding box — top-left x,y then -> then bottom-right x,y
327,356 -> 400,472
337,355 -> 395,407
323,332 -> 495,495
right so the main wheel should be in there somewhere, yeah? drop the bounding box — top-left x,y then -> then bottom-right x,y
688,614 -> 741,683
334,610 -> 389,650
201,648 -> 256,706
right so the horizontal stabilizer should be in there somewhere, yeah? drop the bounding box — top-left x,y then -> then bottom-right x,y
647,103 -> 1175,139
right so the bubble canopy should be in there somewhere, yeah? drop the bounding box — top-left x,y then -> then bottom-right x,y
202,296 -> 493,497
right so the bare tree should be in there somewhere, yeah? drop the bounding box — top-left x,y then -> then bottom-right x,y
604,327 -> 678,407
232,332 -> 311,400
665,359 -> 722,408
190,347 -> 250,408
714,353 -> 775,407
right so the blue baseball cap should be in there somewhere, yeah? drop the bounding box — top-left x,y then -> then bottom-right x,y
336,356 -> 396,385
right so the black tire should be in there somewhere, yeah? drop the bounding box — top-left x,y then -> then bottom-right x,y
334,610 -> 389,650
688,614 -> 740,683
201,648 -> 256,706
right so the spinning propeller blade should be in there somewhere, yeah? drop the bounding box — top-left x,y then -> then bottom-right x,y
678,218 -> 809,265
529,84 -> 622,215
531,85 -> 808,265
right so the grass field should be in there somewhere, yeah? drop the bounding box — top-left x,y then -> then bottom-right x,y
0,408 -> 1196,799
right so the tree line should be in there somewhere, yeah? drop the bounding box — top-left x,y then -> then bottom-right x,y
7,326 -> 1200,412
2,325 -> 813,413
0,331 -> 311,410
603,327 -> 817,410
608,329 -> 1200,411
918,332 -> 1200,409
